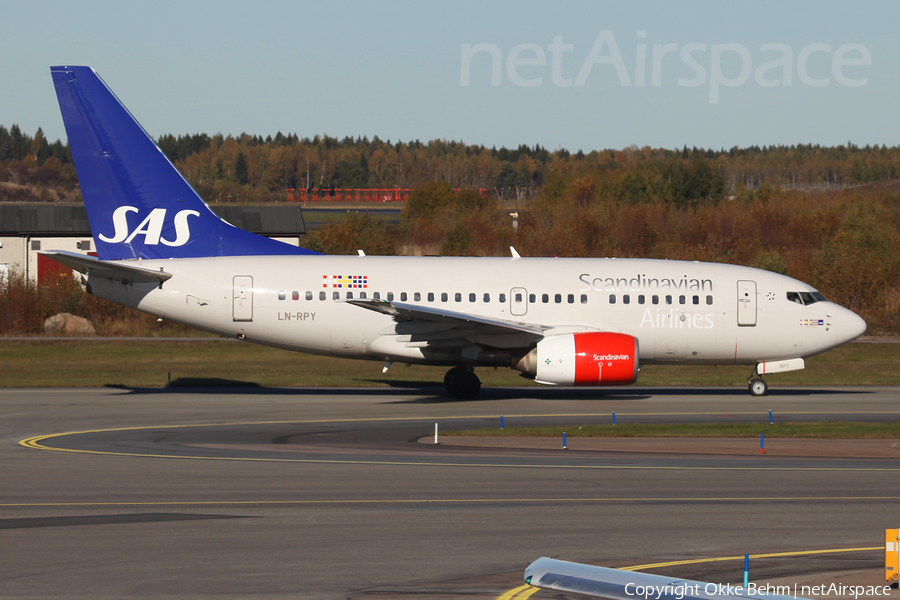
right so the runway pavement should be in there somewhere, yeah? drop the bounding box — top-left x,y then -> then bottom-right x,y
2,385 -> 899,599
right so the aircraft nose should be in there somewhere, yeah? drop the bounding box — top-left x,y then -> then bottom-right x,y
835,305 -> 867,343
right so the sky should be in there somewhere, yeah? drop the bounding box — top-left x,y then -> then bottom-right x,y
2,1 -> 898,153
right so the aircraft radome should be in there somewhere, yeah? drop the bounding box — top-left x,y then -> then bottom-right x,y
45,66 -> 867,399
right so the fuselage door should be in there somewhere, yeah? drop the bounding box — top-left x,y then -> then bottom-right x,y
737,280 -> 757,326
510,287 -> 528,316
233,275 -> 253,322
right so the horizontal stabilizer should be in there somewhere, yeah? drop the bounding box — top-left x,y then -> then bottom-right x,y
524,558 -> 806,600
41,250 -> 172,284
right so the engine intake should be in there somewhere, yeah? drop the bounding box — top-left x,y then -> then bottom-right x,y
515,332 -> 639,386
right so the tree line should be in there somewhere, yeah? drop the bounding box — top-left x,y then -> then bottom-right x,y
2,123 -> 900,204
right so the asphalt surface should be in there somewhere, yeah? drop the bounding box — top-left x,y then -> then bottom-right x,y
3,386 -> 899,599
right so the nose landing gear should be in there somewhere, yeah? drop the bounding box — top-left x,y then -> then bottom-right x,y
747,365 -> 768,396
749,378 -> 768,396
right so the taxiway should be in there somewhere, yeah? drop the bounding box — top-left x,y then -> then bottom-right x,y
2,386 -> 898,599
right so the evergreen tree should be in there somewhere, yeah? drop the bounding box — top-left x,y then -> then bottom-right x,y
0,125 -> 10,160
495,162 -> 517,189
235,150 -> 249,184
9,125 -> 28,160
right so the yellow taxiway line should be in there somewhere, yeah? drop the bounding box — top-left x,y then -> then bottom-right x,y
18,412 -> 900,472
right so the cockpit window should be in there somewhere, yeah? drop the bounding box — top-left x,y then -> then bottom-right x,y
787,291 -> 827,306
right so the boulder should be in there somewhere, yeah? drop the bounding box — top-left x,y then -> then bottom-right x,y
43,313 -> 96,336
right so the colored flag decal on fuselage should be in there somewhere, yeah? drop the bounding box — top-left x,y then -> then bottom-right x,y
323,275 -> 368,289
801,319 -> 824,326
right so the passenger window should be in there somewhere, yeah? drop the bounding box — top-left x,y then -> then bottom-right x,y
652,295 -> 659,305
414,292 -> 421,302
529,293 -> 535,303
609,294 -> 616,304
346,291 -> 353,299
706,295 -> 713,305
319,291 -> 326,301
665,295 -> 673,305
679,295 -> 686,305
567,294 -> 574,304
400,292 -> 407,301
515,293 -> 523,302
333,291 -> 339,300
305,291 -> 313,301
426,292 -> 434,302
291,291 -> 299,301
483,293 -> 490,303
373,292 -> 381,300
692,295 -> 699,305
638,295 -> 645,304
499,293 -> 506,303
542,293 -> 549,303
359,292 -> 366,299
455,292 -> 462,302
278,291 -> 286,301
580,294 -> 588,304
469,293 -> 476,302
387,292 -> 394,301
441,292 -> 448,302
554,294 -> 562,303
623,294 -> 630,304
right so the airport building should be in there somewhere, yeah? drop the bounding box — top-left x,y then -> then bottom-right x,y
0,203 -> 307,283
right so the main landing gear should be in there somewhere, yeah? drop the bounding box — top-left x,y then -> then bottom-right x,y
748,367 -> 768,397
444,366 -> 481,400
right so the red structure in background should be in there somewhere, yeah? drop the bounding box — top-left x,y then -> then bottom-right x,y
285,188 -> 488,203
37,252 -> 97,284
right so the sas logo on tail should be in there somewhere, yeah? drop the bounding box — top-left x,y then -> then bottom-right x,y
99,206 -> 200,246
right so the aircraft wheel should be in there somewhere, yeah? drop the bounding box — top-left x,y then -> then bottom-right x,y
749,378 -> 768,397
446,369 -> 481,400
443,367 -> 466,388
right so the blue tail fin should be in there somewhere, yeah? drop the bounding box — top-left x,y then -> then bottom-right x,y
50,66 -> 317,260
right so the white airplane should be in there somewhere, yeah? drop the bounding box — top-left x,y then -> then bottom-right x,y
524,557 -> 810,599
44,66 -> 866,399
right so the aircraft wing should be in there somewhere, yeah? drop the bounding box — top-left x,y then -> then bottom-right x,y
524,558 -> 805,600
41,250 -> 173,284
347,299 -> 547,335
346,298 -> 549,349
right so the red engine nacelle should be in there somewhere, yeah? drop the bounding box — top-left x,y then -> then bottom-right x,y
515,332 -> 640,386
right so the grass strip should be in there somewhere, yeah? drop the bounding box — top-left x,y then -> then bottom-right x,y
0,339 -> 898,388
442,422 -> 900,438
